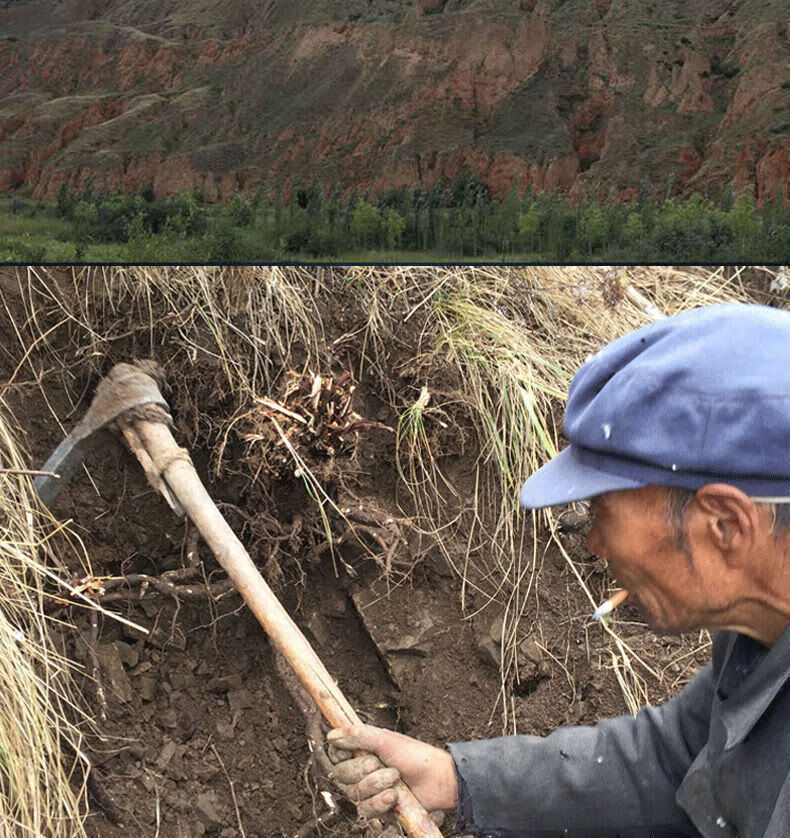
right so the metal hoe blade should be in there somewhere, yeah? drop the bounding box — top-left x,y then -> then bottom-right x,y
34,363 -> 170,507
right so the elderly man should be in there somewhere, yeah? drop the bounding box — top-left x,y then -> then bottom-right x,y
326,303 -> 790,837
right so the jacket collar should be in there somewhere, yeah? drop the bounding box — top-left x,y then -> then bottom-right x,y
719,623 -> 790,749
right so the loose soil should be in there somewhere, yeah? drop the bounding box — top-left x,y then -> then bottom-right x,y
0,267 -> 711,837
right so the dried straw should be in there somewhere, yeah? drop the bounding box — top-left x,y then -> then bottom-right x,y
0,394 -> 88,836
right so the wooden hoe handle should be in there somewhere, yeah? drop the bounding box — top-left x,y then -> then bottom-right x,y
121,418 -> 442,838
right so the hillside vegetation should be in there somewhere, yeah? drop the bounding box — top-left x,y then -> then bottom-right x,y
1,177 -> 787,262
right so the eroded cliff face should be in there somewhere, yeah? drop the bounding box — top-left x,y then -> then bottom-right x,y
1,0 -> 789,202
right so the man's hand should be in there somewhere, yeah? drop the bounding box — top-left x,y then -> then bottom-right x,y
326,724 -> 458,819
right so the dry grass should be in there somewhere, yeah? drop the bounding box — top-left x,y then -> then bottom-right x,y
374,266 -> 763,718
11,266 -> 325,467
1,263 -> 778,744
0,397 -> 89,836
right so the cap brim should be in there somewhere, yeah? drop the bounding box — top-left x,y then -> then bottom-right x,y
519,445 -> 648,509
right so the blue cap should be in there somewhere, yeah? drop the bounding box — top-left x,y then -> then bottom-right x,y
519,303 -> 790,509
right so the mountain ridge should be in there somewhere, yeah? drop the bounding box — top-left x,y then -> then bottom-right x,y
2,0 -> 789,203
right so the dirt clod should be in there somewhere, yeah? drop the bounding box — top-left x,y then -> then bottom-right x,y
227,688 -> 255,712
95,644 -> 133,704
195,791 -> 224,831
208,674 -> 244,693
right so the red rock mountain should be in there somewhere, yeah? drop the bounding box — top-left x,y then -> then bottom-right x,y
1,0 -> 789,202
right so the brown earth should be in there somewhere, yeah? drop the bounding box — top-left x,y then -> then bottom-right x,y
1,0 -> 790,204
0,266 -> 717,837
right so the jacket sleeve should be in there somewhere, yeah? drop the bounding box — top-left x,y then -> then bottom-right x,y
447,661 -> 716,834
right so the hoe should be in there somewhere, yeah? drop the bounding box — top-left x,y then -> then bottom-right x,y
35,361 -> 441,838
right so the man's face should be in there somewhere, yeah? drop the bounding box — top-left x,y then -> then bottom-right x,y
586,485 -> 714,633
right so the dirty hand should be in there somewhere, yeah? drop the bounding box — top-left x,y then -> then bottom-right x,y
326,723 -> 457,818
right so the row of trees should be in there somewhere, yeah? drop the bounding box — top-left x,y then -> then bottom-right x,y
269,174 -> 787,261
13,173 -> 789,261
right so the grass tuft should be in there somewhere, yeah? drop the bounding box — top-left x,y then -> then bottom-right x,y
0,396 -> 89,836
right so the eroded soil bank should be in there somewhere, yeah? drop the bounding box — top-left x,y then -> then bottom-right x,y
0,266 -> 724,836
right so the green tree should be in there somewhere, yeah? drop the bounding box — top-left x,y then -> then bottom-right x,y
384,207 -> 406,250
278,204 -> 311,254
168,190 -> 204,237
760,196 -> 790,261
727,192 -> 760,260
73,200 -> 99,239
302,181 -> 324,219
138,183 -> 156,204
622,211 -> 644,247
207,223 -> 240,261
492,184 -> 521,254
653,195 -> 714,260
413,206 -> 428,251
578,204 -> 607,256
93,190 -> 134,242
434,207 -> 451,253
79,177 -> 95,205
517,205 -> 541,253
351,199 -> 380,249
56,182 -> 73,218
450,169 -> 490,208
447,206 -> 481,256
124,211 -> 149,243
537,191 -> 565,258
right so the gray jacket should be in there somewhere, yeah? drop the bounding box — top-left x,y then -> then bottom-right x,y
448,625 -> 789,837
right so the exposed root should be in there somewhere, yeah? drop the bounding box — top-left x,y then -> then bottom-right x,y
99,573 -> 236,603
211,744 -> 246,837
243,370 -> 391,483
216,502 -> 309,591
85,766 -> 125,826
272,649 -> 332,774
295,806 -> 340,838
336,509 -> 407,577
182,520 -> 201,567
86,609 -> 107,723
271,649 -> 344,837
44,567 -> 237,607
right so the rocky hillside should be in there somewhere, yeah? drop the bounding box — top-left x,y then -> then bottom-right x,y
2,0 -> 789,203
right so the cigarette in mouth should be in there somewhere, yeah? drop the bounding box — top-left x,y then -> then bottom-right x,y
592,589 -> 629,620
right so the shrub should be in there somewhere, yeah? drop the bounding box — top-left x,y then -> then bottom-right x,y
227,195 -> 255,227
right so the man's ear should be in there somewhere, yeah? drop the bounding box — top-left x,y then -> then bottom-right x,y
693,484 -> 759,555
